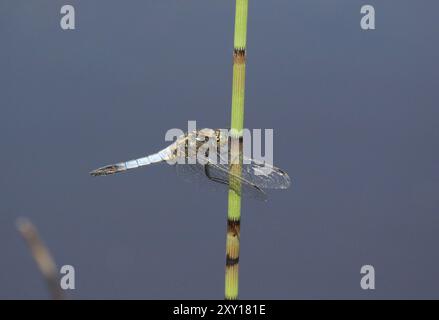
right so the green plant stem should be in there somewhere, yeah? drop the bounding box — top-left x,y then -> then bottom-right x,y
225,0 -> 248,301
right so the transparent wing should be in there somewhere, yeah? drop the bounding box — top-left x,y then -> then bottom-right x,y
241,158 -> 291,189
217,152 -> 291,189
175,163 -> 267,201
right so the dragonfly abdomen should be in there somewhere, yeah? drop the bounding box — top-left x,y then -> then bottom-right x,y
90,149 -> 169,176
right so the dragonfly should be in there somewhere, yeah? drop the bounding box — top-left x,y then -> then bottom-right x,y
90,129 -> 291,200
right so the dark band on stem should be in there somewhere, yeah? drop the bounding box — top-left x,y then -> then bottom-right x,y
227,219 -> 241,237
233,48 -> 246,64
226,255 -> 240,266
226,219 -> 240,267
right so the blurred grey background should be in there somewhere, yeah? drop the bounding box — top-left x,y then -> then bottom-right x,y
1,0 -> 438,299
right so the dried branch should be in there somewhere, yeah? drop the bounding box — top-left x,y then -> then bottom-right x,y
16,218 -> 64,300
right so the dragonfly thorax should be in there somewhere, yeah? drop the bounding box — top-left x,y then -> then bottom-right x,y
169,129 -> 229,164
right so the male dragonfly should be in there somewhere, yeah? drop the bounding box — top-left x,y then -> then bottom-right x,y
90,129 -> 291,200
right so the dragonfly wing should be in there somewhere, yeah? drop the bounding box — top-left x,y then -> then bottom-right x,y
175,163 -> 267,201
241,158 -> 291,189
204,162 -> 268,201
218,153 -> 291,189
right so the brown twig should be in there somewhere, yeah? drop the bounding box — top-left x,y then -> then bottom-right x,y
16,218 -> 64,300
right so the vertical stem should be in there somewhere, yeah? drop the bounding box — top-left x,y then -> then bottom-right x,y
225,0 -> 248,301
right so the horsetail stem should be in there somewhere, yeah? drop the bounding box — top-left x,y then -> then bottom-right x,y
225,0 -> 248,301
